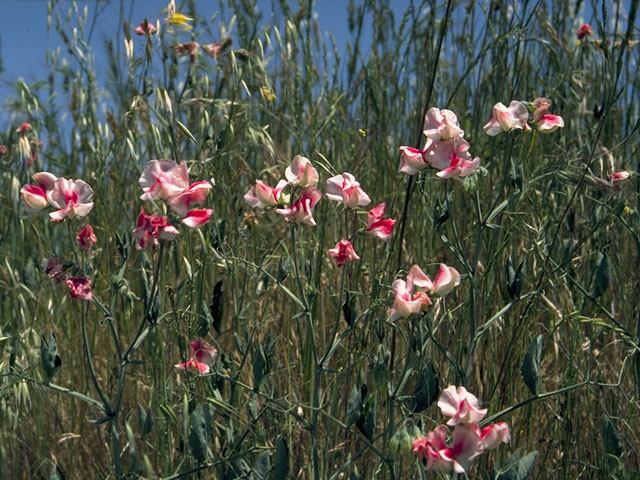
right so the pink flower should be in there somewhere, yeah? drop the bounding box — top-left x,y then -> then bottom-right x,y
66,276 -> 94,302
134,19 -> 156,35
138,159 -> 190,201
284,155 -> 319,188
365,203 -> 396,242
483,101 -> 529,136
45,256 -> 67,283
423,136 -> 471,171
423,107 -> 464,141
175,338 -> 218,374
398,146 -> 427,175
132,208 -> 180,250
181,208 -> 213,229
577,23 -> 593,40
435,152 -> 480,179
244,179 -> 288,209
276,187 -> 322,226
16,122 -> 32,135
609,170 -> 630,185
203,42 -> 221,58
437,385 -> 487,426
387,265 -> 433,321
77,224 -> 97,251
49,178 -> 94,221
175,42 -> 200,62
531,98 -> 564,133
166,180 -> 213,217
20,172 -> 58,212
429,263 -> 461,296
479,422 -> 511,449
413,425 -> 484,474
412,426 -> 453,473
0,145 -> 8,156
327,239 -> 360,267
325,172 -> 371,208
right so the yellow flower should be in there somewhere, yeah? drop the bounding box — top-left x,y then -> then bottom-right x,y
165,12 -> 193,31
260,87 -> 276,102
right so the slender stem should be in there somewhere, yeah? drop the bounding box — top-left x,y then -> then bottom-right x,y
81,300 -> 111,411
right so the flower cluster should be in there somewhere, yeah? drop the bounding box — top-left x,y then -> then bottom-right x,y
45,256 -> 94,302
21,172 -> 94,221
412,386 -> 510,474
398,108 -> 480,179
175,338 -> 218,374
388,263 -> 460,321
483,97 -> 564,135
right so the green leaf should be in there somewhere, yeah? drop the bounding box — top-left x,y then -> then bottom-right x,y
346,384 -> 364,428
505,255 -> 525,300
250,451 -> 271,480
592,252 -> 610,298
412,358 -> 439,412
138,405 -> 154,437
494,449 -> 538,480
603,415 -> 622,458
342,290 -> 357,326
273,436 -> 289,480
357,394 -> 376,441
49,464 -> 65,480
520,335 -> 544,395
189,403 -> 214,463
40,332 -> 61,381
209,280 -> 224,333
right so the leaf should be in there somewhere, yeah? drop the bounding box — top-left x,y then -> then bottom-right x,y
250,451 -> 271,480
346,384 -> 364,428
342,291 -> 357,326
209,280 -> 224,333
520,335 -> 544,395
40,332 -> 62,381
412,358 -> 439,412
273,436 -> 289,480
603,415 -> 622,458
505,255 -> 525,300
494,449 -> 538,480
138,405 -> 154,437
592,252 -> 610,298
357,394 -> 376,441
49,464 -> 65,480
277,256 -> 291,282
189,403 -> 214,463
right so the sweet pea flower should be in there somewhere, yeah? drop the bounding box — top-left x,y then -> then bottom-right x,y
284,155 -> 319,188
134,19 -> 156,35
166,180 -> 213,217
175,338 -> 218,374
435,152 -> 480,179
483,101 -> 529,136
20,172 -> 58,212
398,146 -> 427,175
175,42 -> 200,62
609,170 -> 630,185
531,97 -> 564,133
479,422 -> 511,449
132,208 -> 180,250
326,172 -> 371,208
327,239 -> 360,267
181,208 -> 213,229
203,42 -> 222,59
387,265 -> 433,321
16,122 -> 32,135
413,425 -> 484,474
49,178 -> 94,221
438,385 -> 488,426
423,136 -> 471,171
423,108 -> 464,141
244,179 -> 288,209
412,426 -> 453,473
77,224 -> 97,251
577,23 -> 593,40
276,187 -> 322,226
430,264 -> 461,295
66,276 -> 94,302
45,256 -> 67,283
365,203 -> 396,242
139,159 -> 190,201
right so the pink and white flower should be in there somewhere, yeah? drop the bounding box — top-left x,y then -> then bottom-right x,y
387,265 -> 433,321
429,263 -> 461,295
181,208 -> 213,229
174,359 -> 211,374
325,172 -> 371,208
276,187 -> 322,226
134,19 -> 156,35
48,178 -> 94,221
327,239 -> 360,267
175,338 -> 218,374
435,152 -> 480,179
531,98 -> 564,133
244,179 -> 288,209
66,276 -> 94,302
577,23 -> 593,40
423,136 -> 471,171
166,180 -> 213,217
423,108 -> 464,141
438,385 -> 488,426
398,146 -> 427,175
16,122 -> 32,135
365,203 -> 396,242
77,224 -> 97,251
483,101 -> 529,136
479,422 -> 511,449
21,172 -> 58,212
609,170 -> 630,185
285,155 -> 319,188
412,424 -> 484,474
138,159 -> 190,201
132,208 -> 180,250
